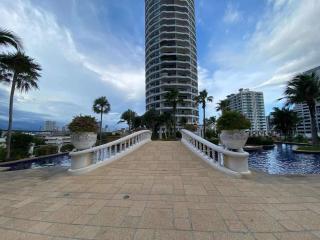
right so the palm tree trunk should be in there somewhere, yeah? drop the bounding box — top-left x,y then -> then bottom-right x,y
6,75 -> 16,160
203,106 -> 206,138
308,104 -> 319,146
100,111 -> 103,145
173,105 -> 176,137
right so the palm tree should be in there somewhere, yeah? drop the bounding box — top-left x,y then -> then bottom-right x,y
93,96 -> 111,145
142,109 -> 159,136
195,89 -> 213,137
0,29 -> 23,83
0,52 -> 41,160
216,99 -> 230,113
159,112 -> 174,139
164,88 -> 184,136
205,116 -> 216,127
281,73 -> 320,145
271,107 -> 300,140
0,28 -> 23,51
119,109 -> 136,131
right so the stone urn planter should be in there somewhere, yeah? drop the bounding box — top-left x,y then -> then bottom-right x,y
220,130 -> 249,150
71,132 -> 97,150
216,111 -> 251,151
68,115 -> 99,151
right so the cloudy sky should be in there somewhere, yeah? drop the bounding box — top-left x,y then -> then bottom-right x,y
0,0 -> 319,130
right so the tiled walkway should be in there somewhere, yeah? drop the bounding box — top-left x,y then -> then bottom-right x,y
0,141 -> 320,239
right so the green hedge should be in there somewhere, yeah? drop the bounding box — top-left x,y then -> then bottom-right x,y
60,144 -> 74,152
35,145 -> 58,156
246,136 -> 274,146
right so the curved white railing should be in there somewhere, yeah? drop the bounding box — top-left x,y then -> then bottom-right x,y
69,130 -> 152,174
181,129 -> 251,177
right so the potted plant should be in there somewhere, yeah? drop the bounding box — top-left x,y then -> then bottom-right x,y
216,111 -> 251,150
68,115 -> 98,150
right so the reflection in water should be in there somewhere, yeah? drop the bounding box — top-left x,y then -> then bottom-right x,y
249,144 -> 320,174
4,154 -> 70,171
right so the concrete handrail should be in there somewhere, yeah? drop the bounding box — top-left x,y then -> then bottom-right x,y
70,130 -> 152,156
180,129 -> 251,177
69,130 -> 152,174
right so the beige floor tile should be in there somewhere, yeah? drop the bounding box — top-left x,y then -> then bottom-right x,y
174,217 -> 191,230
45,223 -> 82,237
96,227 -> 135,240
88,206 -> 129,226
74,225 -> 102,239
134,229 -> 155,240
193,231 -> 214,240
213,232 -> 255,240
253,233 -> 278,240
190,209 -> 227,231
139,208 -> 174,229
274,232 -> 320,240
154,229 -> 193,240
184,185 -> 208,195
237,210 -> 285,232
28,221 -> 53,233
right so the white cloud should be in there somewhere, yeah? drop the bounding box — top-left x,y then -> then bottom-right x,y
0,0 -> 145,126
206,0 -> 320,114
223,3 -> 242,24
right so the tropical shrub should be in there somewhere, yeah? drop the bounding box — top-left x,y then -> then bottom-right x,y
35,145 -> 58,156
0,147 -> 6,161
205,129 -> 218,139
246,136 -> 274,146
216,111 -> 251,131
184,124 -> 197,132
176,131 -> 182,139
33,136 -> 45,146
60,144 -> 74,152
10,133 -> 34,159
68,115 -> 98,133
294,135 -> 308,143
207,138 -> 219,145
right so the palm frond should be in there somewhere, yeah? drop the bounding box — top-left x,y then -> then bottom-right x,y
0,28 -> 23,50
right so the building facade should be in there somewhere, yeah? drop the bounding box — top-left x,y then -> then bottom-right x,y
43,121 -> 57,131
294,103 -> 320,137
145,0 -> 198,124
293,66 -> 320,137
227,88 -> 266,134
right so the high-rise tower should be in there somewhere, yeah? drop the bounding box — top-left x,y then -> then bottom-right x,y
145,0 -> 198,124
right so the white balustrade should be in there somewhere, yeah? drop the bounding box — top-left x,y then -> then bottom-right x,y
181,129 -> 251,177
69,130 -> 152,175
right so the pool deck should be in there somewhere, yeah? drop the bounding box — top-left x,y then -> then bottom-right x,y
0,141 -> 320,240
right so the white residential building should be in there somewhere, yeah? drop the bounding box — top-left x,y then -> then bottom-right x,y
227,88 -> 266,134
294,102 -> 320,137
293,66 -> 320,137
43,121 -> 57,131
145,0 -> 198,124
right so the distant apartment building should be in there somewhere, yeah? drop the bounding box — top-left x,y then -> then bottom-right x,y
43,121 -> 57,131
227,88 -> 266,134
293,66 -> 320,137
294,103 -> 320,137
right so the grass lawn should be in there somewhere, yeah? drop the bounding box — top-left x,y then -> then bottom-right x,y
296,145 -> 320,152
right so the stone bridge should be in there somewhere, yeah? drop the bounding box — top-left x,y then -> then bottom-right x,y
0,140 -> 320,239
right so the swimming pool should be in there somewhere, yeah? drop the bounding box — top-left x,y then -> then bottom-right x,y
249,143 -> 320,175
0,153 -> 70,171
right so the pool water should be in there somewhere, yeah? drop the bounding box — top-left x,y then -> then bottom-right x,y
1,153 -> 70,171
249,144 -> 320,175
